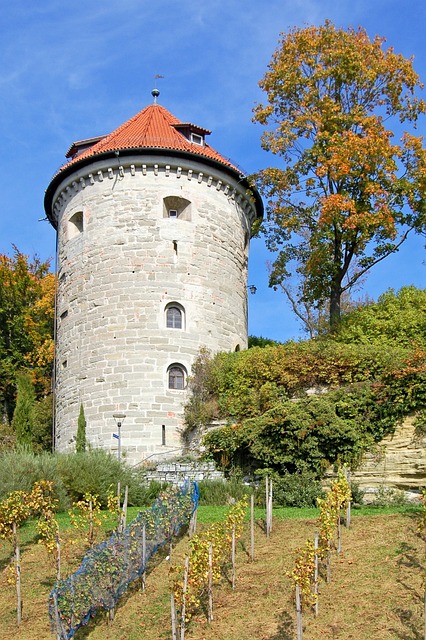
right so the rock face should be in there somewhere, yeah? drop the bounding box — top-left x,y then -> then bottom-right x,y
351,416 -> 426,492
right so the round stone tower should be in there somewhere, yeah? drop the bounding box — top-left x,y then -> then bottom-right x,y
44,92 -> 263,464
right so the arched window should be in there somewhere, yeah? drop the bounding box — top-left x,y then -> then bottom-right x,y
168,364 -> 186,390
165,302 -> 185,329
163,196 -> 191,221
68,211 -> 84,239
166,305 -> 182,329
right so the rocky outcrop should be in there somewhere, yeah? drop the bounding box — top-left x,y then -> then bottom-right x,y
351,416 -> 426,492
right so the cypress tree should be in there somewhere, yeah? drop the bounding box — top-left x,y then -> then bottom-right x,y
12,372 -> 35,447
76,403 -> 86,452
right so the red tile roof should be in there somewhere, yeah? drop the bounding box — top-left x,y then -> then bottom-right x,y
62,102 -> 240,173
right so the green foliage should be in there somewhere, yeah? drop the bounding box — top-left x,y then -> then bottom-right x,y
12,371 -> 36,447
187,341 -> 406,425
76,404 -> 87,453
0,449 -> 69,509
248,335 -> 280,348
336,286 -> 426,348
204,391 -> 377,477
188,336 -> 426,478
31,394 -> 53,452
269,472 -> 324,508
197,478 -> 252,506
0,248 -> 54,422
0,449 -> 163,510
371,486 -> 411,507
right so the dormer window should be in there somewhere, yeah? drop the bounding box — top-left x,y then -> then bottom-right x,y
190,133 -> 204,146
172,122 -> 211,148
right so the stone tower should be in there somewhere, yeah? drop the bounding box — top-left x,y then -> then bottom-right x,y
44,92 -> 263,464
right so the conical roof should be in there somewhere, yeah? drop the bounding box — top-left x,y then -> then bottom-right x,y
45,97 -> 264,225
62,101 -> 239,172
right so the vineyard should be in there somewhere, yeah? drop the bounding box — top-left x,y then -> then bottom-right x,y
0,500 -> 424,639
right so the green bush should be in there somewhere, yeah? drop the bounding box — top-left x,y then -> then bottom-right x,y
197,478 -> 252,505
0,448 -> 69,509
268,472 -> 324,508
0,449 -> 164,510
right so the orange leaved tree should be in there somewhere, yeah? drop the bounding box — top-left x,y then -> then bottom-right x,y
253,21 -> 426,330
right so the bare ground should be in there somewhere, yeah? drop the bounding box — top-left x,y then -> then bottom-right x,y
0,512 -> 424,640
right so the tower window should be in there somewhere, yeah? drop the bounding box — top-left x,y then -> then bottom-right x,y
168,364 -> 186,390
68,211 -> 84,239
162,425 -> 166,446
190,132 -> 204,146
163,196 -> 191,221
166,305 -> 183,329
165,302 -> 185,329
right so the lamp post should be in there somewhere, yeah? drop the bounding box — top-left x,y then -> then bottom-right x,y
113,413 -> 126,461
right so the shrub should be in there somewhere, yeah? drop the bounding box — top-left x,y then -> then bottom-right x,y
0,450 -> 164,510
269,472 -> 324,508
197,478 -> 252,505
0,449 -> 68,509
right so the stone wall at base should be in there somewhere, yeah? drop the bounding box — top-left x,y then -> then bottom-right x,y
145,460 -> 224,485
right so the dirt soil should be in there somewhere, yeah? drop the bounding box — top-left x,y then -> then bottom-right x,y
0,513 -> 424,640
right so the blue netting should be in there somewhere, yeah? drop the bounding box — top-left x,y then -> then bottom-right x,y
49,480 -> 199,639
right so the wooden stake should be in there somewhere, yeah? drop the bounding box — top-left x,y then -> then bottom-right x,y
89,499 -> 93,546
121,485 -> 128,532
13,522 -> 22,626
269,480 -> 273,535
117,481 -> 121,532
314,531 -> 319,617
337,513 -> 341,554
208,542 -> 213,623
231,524 -> 236,590
180,556 -> 189,640
424,587 -> 426,640
327,547 -> 331,584
250,494 -> 255,562
171,592 -> 177,640
56,532 -> 61,581
346,469 -> 351,529
142,521 -> 146,591
265,476 -> 270,538
296,583 -> 303,640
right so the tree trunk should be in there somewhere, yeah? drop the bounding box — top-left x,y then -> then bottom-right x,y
329,285 -> 341,331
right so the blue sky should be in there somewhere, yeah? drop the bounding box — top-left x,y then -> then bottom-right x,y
1,0 -> 425,341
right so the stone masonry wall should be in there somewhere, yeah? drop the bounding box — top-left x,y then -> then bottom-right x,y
51,155 -> 258,465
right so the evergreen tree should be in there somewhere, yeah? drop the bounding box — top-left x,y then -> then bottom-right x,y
76,403 -> 87,452
12,372 -> 36,447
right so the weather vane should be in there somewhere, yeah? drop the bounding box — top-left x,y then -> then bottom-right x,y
152,74 -> 164,103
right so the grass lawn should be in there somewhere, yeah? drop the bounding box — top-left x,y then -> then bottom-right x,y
0,505 -> 424,639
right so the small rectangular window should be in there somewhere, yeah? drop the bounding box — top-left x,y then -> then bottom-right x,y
168,209 -> 178,218
190,133 -> 203,146
162,424 -> 166,446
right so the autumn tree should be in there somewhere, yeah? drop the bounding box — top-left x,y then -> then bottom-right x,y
0,247 -> 54,423
253,21 -> 426,329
